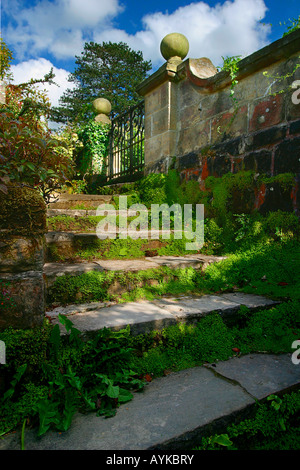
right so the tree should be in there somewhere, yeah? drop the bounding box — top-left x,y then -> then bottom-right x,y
0,37 -> 13,81
52,41 -> 152,125
0,40 -> 74,201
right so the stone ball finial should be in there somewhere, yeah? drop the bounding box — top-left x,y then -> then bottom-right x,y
92,98 -> 112,115
92,98 -> 112,125
160,33 -> 189,62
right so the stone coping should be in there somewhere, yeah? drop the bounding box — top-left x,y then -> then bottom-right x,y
137,28 -> 300,96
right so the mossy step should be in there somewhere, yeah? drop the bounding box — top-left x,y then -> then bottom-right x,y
46,292 -> 279,338
47,208 -> 147,217
44,253 -> 226,289
45,230 -> 195,262
48,193 -> 116,209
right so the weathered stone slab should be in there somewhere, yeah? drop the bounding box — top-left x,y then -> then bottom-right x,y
43,254 -> 225,289
0,364 -> 257,450
220,292 -> 278,309
1,353 -> 299,450
48,193 -> 114,209
154,295 -> 241,319
208,353 -> 300,399
50,300 -> 176,337
46,293 -> 279,338
47,208 -> 148,217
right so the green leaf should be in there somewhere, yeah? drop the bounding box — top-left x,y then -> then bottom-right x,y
3,364 -> 27,401
25,162 -> 35,171
107,384 -> 119,399
49,324 -> 61,358
65,366 -> 82,391
58,314 -> 74,332
211,434 -> 233,447
118,388 -> 133,403
59,389 -> 78,432
82,391 -> 96,411
34,399 -> 60,436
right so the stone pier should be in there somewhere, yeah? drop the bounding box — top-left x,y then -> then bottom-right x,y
0,185 -> 47,329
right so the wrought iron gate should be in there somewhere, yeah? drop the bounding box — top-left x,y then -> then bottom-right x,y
107,101 -> 144,182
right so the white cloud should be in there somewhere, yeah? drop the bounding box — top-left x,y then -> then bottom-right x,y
4,0 -> 271,110
10,58 -> 73,108
3,0 -> 123,60
94,0 -> 270,68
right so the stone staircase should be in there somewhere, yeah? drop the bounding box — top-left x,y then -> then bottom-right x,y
1,191 -> 297,452
44,192 -> 279,337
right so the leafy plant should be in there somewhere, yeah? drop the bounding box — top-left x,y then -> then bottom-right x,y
282,16 -> 300,36
194,390 -> 300,450
0,315 -> 145,437
0,40 -> 74,201
221,55 -> 242,104
76,121 -> 110,176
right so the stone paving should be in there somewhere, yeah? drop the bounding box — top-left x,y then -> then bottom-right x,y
0,353 -> 299,450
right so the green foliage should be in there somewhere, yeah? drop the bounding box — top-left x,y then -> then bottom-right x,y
220,55 -> 242,104
0,317 -> 144,436
230,300 -> 300,354
197,240 -> 300,300
282,16 -> 300,36
194,390 -> 300,450
136,173 -> 167,206
61,179 -> 88,195
128,299 -> 300,379
0,37 -> 13,81
76,121 -> 110,176
259,172 -> 296,191
47,266 -> 199,305
97,182 -> 137,195
0,40 -> 74,201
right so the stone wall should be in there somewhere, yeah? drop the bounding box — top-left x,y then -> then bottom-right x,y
0,185 -> 47,330
138,30 -> 300,214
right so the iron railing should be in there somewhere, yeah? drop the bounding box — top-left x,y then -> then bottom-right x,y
107,101 -> 144,182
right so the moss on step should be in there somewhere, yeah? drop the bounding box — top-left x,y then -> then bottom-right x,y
47,266 -> 205,306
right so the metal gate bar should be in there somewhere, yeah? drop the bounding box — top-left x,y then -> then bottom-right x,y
107,101 -> 144,182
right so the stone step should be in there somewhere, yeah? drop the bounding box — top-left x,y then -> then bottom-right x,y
45,230 -> 202,262
44,254 -> 226,289
46,292 -> 279,338
0,354 -> 300,452
0,352 -> 298,450
48,193 -> 116,210
47,208 -> 147,217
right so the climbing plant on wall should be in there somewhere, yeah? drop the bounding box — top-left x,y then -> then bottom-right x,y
76,121 -> 111,176
220,55 -> 242,105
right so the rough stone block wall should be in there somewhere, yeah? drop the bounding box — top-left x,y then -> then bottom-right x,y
0,186 -> 47,330
138,30 -> 300,214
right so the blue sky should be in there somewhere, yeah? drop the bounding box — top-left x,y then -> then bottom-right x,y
1,0 -> 299,107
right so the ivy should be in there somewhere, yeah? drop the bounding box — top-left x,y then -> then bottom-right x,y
221,55 -> 242,105
76,121 -> 110,176
281,15 -> 300,36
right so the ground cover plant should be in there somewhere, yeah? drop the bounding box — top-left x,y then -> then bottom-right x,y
193,390 -> 300,450
2,164 -> 299,446
0,298 -> 299,443
0,318 -> 145,438
47,238 -> 299,305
